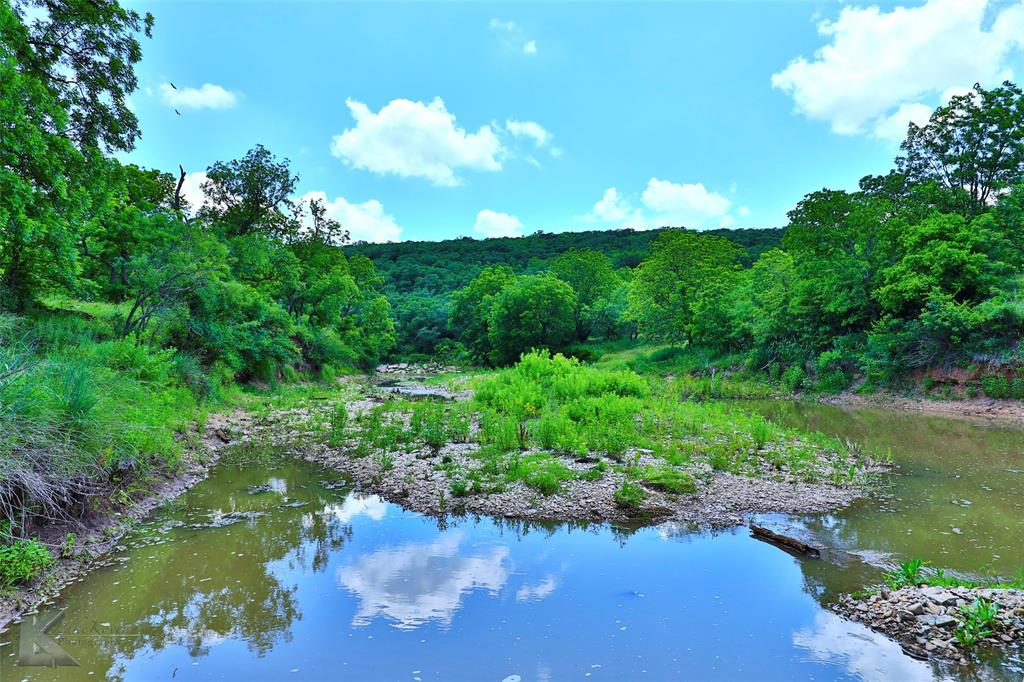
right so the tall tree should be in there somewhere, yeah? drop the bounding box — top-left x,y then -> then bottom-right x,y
898,81 -> 1024,212
200,145 -> 300,240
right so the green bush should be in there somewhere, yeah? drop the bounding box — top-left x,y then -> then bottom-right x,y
0,538 -> 54,588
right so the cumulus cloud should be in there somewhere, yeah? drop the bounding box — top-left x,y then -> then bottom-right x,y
523,40 -> 537,55
297,190 -> 403,243
159,82 -> 239,110
505,119 -> 553,148
771,0 -> 1024,139
474,209 -> 524,238
331,98 -> 504,187
641,178 -> 732,226
588,187 -> 645,226
583,179 -> 738,229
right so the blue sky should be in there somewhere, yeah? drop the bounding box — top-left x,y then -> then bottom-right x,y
123,0 -> 1024,242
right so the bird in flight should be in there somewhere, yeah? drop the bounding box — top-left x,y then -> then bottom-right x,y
169,82 -> 177,89
174,109 -> 181,116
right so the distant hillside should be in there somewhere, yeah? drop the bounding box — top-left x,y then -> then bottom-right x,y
348,227 -> 783,296
347,227 -> 784,358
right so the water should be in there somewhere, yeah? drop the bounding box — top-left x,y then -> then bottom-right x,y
1,404 -> 1022,681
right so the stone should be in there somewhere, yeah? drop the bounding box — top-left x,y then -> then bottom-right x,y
920,587 -> 958,606
909,602 -> 926,615
916,614 -> 956,627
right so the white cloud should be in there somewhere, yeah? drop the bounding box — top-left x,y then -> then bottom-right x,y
505,119 -> 553,148
771,0 -> 1024,137
489,17 -> 537,57
588,187 -> 645,226
298,190 -> 403,243
176,171 -> 209,214
871,102 -> 935,142
582,179 -> 737,229
320,494 -> 388,524
159,82 -> 238,110
473,209 -> 524,238
641,178 -> 732,226
331,98 -> 504,187
737,206 -> 752,217
489,18 -> 516,31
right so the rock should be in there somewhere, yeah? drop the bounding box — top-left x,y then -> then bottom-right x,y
921,587 -> 958,606
898,609 -> 915,622
909,602 -> 926,615
916,614 -> 956,627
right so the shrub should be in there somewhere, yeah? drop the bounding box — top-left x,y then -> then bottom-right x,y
781,365 -> 805,392
0,538 -> 54,588
613,480 -> 646,510
632,466 -> 696,494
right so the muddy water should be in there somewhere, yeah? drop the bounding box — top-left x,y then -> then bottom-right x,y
1,404 -> 1022,681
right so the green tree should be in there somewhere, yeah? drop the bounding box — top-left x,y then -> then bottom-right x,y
200,145 -> 300,240
548,248 -> 620,341
448,265 -> 516,363
898,82 -> 1024,213
626,230 -> 741,341
487,275 -> 576,365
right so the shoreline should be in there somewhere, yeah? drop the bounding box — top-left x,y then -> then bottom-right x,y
0,414 -> 242,631
819,390 -> 1024,423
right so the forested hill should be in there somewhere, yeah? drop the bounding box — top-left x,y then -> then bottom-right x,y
348,227 -> 783,296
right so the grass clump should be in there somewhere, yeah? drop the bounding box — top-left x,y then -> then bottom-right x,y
632,466 -> 696,494
614,480 -> 646,510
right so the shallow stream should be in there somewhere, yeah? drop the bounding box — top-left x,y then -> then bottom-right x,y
1,403 -> 1022,680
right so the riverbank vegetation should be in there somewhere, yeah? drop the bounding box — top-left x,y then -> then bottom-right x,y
1,0 -> 393,585
280,353 -> 880,518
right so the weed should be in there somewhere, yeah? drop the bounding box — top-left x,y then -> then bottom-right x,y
0,538 -> 54,588
955,598 -> 999,649
614,480 -> 646,510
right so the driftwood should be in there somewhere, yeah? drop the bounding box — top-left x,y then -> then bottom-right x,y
749,524 -> 821,558
215,428 -> 232,444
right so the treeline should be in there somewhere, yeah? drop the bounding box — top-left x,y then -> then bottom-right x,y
349,227 -> 782,356
0,0 -> 392,548
444,82 -> 1024,389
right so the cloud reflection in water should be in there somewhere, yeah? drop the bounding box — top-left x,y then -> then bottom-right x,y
337,533 -> 509,629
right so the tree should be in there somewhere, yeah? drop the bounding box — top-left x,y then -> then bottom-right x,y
898,82 -> 1024,212
626,230 -> 741,341
200,145 -> 300,240
874,213 -> 1015,317
548,248 -> 620,341
487,275 -> 576,365
448,265 -> 516,363
1,0 -> 150,310
782,189 -> 893,341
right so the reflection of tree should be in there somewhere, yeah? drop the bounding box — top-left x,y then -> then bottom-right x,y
54,459 -> 357,680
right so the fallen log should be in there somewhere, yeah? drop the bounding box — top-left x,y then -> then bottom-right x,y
749,524 -> 821,558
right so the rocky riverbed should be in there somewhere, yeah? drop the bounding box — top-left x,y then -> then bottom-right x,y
211,392 -> 874,528
836,585 -> 1024,663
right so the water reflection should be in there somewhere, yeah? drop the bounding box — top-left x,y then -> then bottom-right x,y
4,426 -> 1022,680
337,533 -> 509,629
793,612 -> 936,681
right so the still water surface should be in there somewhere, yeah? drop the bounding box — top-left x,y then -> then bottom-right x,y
1,403 -> 1022,681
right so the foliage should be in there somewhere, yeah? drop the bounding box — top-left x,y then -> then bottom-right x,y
0,536 -> 53,588
954,598 -> 999,649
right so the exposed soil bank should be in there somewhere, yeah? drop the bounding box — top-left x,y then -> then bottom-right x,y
836,585 -> 1024,663
821,391 -> 1024,423
0,415 -> 243,630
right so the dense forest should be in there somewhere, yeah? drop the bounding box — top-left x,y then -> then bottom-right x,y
349,227 -> 782,357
